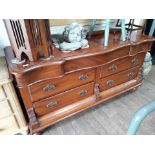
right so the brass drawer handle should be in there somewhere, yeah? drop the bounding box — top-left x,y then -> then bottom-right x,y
79,74 -> 88,80
79,90 -> 87,96
43,85 -> 55,91
131,58 -> 137,65
109,64 -> 117,72
46,101 -> 58,108
128,71 -> 134,78
107,80 -> 114,86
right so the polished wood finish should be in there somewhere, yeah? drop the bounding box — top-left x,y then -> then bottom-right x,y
97,52 -> 145,78
5,31 -> 155,134
98,66 -> 140,91
29,69 -> 95,102
36,79 -> 141,133
43,66 -> 155,135
33,82 -> 94,116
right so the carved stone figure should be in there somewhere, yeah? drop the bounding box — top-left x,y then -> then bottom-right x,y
52,23 -> 89,52
142,52 -> 152,76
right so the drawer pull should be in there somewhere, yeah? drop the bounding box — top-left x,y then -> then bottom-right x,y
46,101 -> 58,108
128,71 -> 134,78
131,58 -> 137,65
43,85 -> 55,91
109,64 -> 117,72
79,74 -> 88,80
79,90 -> 87,96
107,80 -> 114,86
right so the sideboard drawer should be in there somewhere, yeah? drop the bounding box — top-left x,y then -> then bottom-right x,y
29,69 -> 95,102
99,66 -> 140,91
97,52 -> 145,79
130,42 -> 153,56
33,82 -> 94,116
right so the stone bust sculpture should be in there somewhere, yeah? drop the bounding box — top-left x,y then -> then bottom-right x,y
52,23 -> 89,51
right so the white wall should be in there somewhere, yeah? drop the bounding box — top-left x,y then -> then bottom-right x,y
0,19 -> 10,56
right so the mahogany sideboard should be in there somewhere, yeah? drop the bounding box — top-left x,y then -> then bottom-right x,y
5,32 -> 155,134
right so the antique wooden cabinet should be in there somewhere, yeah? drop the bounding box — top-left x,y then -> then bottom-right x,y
4,21 -> 155,134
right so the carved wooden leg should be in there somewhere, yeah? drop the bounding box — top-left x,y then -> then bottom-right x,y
27,108 -> 40,134
138,67 -> 143,82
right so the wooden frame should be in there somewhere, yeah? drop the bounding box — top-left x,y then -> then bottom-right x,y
4,19 -> 52,62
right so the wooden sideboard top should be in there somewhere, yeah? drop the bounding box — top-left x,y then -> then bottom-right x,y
53,32 -> 155,59
5,32 -> 155,74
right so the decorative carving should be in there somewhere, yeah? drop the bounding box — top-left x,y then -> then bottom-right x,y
4,19 -> 52,62
128,71 -> 134,78
27,108 -> 39,126
139,67 -> 143,82
131,58 -> 137,65
94,83 -> 100,99
135,67 -> 143,84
